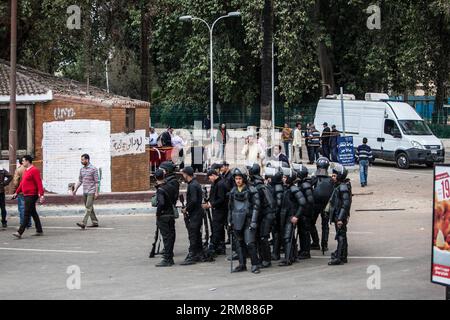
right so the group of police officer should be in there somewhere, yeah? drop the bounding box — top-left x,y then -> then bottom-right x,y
152,157 -> 352,274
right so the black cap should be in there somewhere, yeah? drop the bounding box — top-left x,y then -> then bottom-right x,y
182,166 -> 194,177
221,161 -> 230,166
155,169 -> 165,180
211,163 -> 223,171
323,122 -> 328,126
207,169 -> 218,177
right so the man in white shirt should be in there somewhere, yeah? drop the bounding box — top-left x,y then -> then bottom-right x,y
149,127 -> 159,147
293,123 -> 303,163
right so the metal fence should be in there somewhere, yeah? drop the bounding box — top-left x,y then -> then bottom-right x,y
150,97 -> 450,136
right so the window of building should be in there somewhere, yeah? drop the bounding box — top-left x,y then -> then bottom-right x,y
125,108 -> 136,133
0,108 -> 28,151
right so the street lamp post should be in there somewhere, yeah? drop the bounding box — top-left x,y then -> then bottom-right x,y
180,12 -> 241,153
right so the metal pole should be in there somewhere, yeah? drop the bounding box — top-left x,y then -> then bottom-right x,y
271,42 -> 275,140
105,59 -> 110,93
340,87 -> 346,136
9,0 -> 18,176
209,28 -> 214,152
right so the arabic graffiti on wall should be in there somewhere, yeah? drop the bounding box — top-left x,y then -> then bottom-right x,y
110,130 -> 146,157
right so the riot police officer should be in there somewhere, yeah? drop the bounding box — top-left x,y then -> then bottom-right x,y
279,168 -> 301,266
228,168 -> 261,274
154,169 -> 177,267
180,167 -> 204,265
248,163 -> 276,268
293,164 -> 314,259
310,157 -> 334,253
267,169 -> 284,261
327,164 -> 352,265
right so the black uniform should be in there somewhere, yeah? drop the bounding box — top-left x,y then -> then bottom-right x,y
208,176 -> 229,255
297,177 -> 314,258
155,181 -> 177,264
310,171 -> 334,252
185,178 -> 204,260
278,182 -> 296,265
228,184 -> 260,272
269,173 -> 284,261
250,175 -> 276,267
165,173 -> 180,205
328,179 -> 352,265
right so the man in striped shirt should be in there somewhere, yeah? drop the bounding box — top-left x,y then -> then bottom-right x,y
356,138 -> 373,187
73,154 -> 100,229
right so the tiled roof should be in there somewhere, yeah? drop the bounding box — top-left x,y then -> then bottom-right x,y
0,60 -> 150,108
0,63 -> 48,96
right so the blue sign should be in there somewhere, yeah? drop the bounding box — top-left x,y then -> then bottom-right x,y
337,136 -> 355,166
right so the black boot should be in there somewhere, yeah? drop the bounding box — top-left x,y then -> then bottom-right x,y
251,265 -> 260,274
155,259 -> 174,267
298,252 -> 311,260
232,265 -> 247,272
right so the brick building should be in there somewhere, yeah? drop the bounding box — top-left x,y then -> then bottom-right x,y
0,60 -> 150,193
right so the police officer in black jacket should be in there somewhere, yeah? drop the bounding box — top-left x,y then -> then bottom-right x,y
180,167 -> 204,265
328,164 -> 352,265
293,164 -> 314,259
204,169 -> 228,256
159,161 -> 180,206
228,168 -> 261,274
268,169 -> 284,261
248,163 -> 276,268
154,169 -> 177,267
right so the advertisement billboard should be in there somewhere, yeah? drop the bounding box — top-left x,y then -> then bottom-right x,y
432,165 -> 450,286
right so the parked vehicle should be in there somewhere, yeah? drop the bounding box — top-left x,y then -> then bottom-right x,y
314,93 -> 445,169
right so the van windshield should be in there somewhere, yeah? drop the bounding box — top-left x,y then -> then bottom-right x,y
398,120 -> 433,136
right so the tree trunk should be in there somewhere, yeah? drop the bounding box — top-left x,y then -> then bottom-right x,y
434,12 -> 450,124
260,0 -> 274,131
140,1 -> 150,102
314,0 -> 336,97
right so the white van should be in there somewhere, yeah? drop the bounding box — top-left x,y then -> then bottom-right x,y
313,93 -> 445,169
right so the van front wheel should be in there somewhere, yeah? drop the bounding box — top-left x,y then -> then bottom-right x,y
396,152 -> 410,169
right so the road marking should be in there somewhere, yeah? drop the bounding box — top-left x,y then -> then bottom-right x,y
311,256 -> 403,259
0,247 -> 98,254
8,226 -> 114,230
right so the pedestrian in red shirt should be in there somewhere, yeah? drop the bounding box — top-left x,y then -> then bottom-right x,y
12,155 -> 45,239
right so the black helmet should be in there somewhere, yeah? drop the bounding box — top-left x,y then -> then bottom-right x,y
232,167 -> 248,183
267,168 -> 283,184
159,161 -> 175,174
292,163 -> 309,180
282,168 -> 297,185
248,163 -> 261,176
316,157 -> 330,170
332,164 -> 348,181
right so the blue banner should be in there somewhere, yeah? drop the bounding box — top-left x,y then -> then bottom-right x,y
337,136 -> 355,166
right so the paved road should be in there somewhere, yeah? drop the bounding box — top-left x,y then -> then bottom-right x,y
0,163 -> 446,300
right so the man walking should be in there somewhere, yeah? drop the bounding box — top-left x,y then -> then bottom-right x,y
293,123 -> 303,163
281,123 -> 293,160
0,166 -> 12,228
12,155 -> 44,238
216,123 -> 230,160
74,154 -> 100,229
12,158 -> 30,229
356,138 -> 373,187
180,166 -> 204,265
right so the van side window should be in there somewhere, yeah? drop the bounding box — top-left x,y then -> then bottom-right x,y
384,119 -> 400,136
